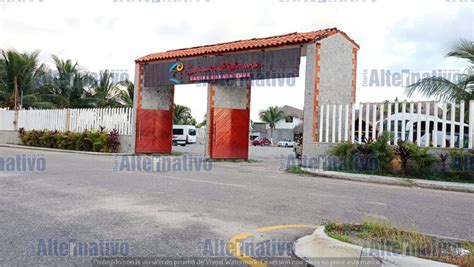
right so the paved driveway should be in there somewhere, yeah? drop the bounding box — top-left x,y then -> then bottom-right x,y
0,146 -> 472,266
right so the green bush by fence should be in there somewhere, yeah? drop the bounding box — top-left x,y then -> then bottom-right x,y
329,134 -> 473,183
18,128 -> 121,153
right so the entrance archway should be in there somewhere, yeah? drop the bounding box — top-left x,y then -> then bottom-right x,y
132,28 -> 359,160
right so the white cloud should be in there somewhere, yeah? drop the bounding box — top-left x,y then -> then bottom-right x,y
0,0 -> 472,120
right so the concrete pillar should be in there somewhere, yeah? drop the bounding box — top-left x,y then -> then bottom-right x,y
134,63 -> 175,154
302,33 -> 358,166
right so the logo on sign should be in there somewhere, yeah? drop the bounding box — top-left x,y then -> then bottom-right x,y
169,61 -> 185,84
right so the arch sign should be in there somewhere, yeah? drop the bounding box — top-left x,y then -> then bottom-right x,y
133,28 -> 359,160
143,47 -> 301,87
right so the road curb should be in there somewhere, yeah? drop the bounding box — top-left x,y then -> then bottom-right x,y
294,227 -> 456,267
0,144 -> 134,156
303,169 -> 474,194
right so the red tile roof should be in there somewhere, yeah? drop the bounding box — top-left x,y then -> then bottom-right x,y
136,27 -> 359,63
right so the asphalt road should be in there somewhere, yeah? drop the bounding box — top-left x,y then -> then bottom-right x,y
0,145 -> 473,266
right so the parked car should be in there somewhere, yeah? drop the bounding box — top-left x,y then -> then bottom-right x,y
277,139 -> 296,147
252,137 -> 271,146
172,125 -> 197,146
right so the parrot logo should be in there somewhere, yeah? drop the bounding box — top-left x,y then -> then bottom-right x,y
169,61 -> 185,84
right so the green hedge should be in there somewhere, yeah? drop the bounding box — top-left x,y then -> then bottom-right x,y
18,128 -> 121,153
329,133 -> 473,183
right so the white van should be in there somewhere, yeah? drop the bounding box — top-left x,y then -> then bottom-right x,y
172,125 -> 197,146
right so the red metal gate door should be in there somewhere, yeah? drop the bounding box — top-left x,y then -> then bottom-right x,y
136,109 -> 173,154
211,108 -> 250,159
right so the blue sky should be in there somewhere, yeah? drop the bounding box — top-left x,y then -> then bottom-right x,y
0,0 -> 472,121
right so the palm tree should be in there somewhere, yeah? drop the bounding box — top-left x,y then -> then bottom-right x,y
0,50 -> 46,109
259,106 -> 285,144
38,55 -> 96,108
117,79 -> 134,107
196,112 -> 207,128
173,104 -> 196,125
406,39 -> 474,103
88,70 -> 124,108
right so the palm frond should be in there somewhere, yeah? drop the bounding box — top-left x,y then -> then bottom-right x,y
406,75 -> 473,102
446,39 -> 474,64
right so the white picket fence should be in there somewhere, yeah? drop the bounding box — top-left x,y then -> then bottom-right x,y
0,108 -> 134,135
0,110 -> 15,131
18,109 -> 68,132
318,100 -> 474,149
69,108 -> 133,135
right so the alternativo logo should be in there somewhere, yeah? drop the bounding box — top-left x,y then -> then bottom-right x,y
169,61 -> 185,84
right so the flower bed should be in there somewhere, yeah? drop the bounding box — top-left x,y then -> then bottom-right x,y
324,220 -> 473,267
328,133 -> 474,183
18,128 -> 120,153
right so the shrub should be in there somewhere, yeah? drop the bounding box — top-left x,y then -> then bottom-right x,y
368,133 -> 394,174
406,143 -> 436,177
449,148 -> 471,172
439,153 -> 449,173
329,141 -> 358,169
394,140 -> 412,176
329,134 -> 394,174
18,129 -> 120,153
107,129 -> 120,153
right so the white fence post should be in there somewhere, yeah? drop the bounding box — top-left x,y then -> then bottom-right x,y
326,104 -> 330,143
337,105 -> 342,142
372,103 -> 377,140
469,101 -> 474,149
425,102 -> 430,147
433,102 -> 438,148
365,103 -> 370,142
417,102 -> 422,146
401,102 -> 406,141
358,104 -> 363,144
351,104 -> 356,143
442,103 -> 447,148
379,103 -> 384,136
332,104 -> 336,143
344,104 -> 349,142
394,102 -> 398,143
450,102 -> 456,148
387,103 -> 392,144
319,105 -> 324,143
460,101 -> 465,148
409,102 -> 414,142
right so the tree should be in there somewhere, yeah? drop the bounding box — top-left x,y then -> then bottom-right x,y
0,51 -> 132,109
173,104 -> 196,125
87,70 -> 124,108
117,80 -> 134,107
0,50 -> 47,109
406,39 -> 474,103
196,112 -> 207,128
37,55 -> 97,108
259,106 -> 285,144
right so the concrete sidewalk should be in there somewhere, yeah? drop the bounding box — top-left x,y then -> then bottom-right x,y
304,169 -> 474,194
0,144 -> 134,156
294,227 -> 456,267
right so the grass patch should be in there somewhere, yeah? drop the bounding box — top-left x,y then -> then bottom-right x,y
209,158 -> 249,163
326,231 -> 353,244
170,151 -> 184,156
247,159 -> 262,163
286,165 -> 305,174
324,220 -> 474,267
